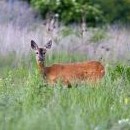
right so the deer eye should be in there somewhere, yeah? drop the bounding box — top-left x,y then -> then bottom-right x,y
36,52 -> 38,54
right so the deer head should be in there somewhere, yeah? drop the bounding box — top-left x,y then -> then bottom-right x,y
31,40 -> 52,63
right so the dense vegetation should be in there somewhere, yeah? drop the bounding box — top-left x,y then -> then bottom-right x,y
0,1 -> 130,130
25,0 -> 130,25
0,53 -> 130,130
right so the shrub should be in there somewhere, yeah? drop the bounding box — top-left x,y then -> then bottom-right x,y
30,0 -> 105,25
28,0 -> 130,25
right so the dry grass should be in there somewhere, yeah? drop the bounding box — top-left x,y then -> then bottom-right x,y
0,1 -> 130,65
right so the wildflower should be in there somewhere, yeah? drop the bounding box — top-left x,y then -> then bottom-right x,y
118,119 -> 129,124
124,96 -> 130,105
125,98 -> 128,105
0,78 -> 2,85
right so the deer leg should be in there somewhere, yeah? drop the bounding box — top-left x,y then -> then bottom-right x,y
62,79 -> 72,88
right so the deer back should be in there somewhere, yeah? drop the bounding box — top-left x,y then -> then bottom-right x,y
44,61 -> 105,84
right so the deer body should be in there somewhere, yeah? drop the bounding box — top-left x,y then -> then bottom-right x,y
39,61 -> 105,84
31,40 -> 105,86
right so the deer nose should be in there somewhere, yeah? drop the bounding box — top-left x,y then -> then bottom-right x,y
39,57 -> 44,61
37,55 -> 44,61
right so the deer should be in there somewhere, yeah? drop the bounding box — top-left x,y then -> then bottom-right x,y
31,14 -> 105,87
31,40 -> 105,86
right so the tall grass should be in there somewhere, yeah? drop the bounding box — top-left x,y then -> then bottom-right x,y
0,55 -> 130,130
0,1 -> 130,130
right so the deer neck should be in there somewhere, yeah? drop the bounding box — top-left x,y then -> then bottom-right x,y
36,60 -> 46,76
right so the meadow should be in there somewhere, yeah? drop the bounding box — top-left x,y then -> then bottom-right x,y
0,1 -> 130,130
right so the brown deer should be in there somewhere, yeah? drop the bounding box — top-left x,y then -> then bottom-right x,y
31,40 -> 105,86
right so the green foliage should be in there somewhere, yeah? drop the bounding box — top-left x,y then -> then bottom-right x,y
110,64 -> 130,82
89,28 -> 107,43
22,0 -> 31,3
30,0 -> 105,25
60,27 -> 74,37
92,0 -> 130,23
28,0 -> 130,25
0,54 -> 130,130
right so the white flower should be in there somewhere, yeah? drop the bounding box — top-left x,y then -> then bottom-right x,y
118,119 -> 129,124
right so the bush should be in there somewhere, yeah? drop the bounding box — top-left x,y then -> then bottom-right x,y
28,0 -> 130,25
93,0 -> 130,24
110,64 -> 130,82
30,0 -> 105,25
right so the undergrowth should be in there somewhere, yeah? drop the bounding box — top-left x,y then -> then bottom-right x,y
0,54 -> 130,130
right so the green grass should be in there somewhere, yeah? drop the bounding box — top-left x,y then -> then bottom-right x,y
0,53 -> 130,130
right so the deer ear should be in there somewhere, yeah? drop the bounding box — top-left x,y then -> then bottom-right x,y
31,40 -> 38,50
44,40 -> 52,49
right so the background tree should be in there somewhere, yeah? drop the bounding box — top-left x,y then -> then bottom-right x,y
25,0 -> 130,26
30,0 -> 105,26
